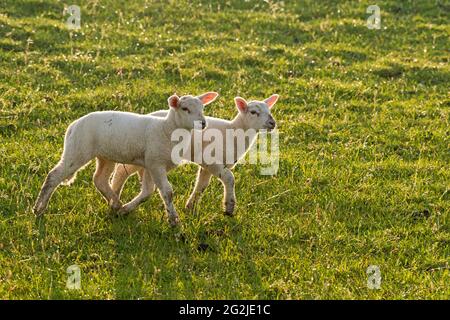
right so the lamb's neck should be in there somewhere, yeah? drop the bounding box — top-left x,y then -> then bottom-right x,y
162,109 -> 180,140
229,115 -> 258,153
230,115 -> 257,135
229,115 -> 248,131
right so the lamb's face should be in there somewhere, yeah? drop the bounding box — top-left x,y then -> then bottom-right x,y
244,101 -> 276,131
235,94 -> 279,131
168,93 -> 219,130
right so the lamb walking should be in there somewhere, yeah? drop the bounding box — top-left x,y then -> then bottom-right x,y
33,92 -> 219,226
110,94 -> 279,216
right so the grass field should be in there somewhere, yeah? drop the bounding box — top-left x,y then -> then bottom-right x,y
0,0 -> 449,299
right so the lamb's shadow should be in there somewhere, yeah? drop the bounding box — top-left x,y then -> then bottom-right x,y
110,206 -> 198,299
110,213 -> 148,299
110,208 -> 263,299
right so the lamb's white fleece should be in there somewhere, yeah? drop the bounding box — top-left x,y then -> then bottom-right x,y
33,93 -> 219,226
111,95 -> 279,216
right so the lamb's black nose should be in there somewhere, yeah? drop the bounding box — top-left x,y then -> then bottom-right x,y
201,120 -> 206,129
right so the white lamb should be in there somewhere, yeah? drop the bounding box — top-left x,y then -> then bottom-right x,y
109,94 -> 279,216
33,92 -> 219,226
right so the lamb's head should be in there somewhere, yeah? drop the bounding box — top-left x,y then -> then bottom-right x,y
168,92 -> 219,130
234,94 -> 279,131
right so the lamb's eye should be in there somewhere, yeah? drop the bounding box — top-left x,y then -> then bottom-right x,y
250,110 -> 258,116
181,107 -> 190,113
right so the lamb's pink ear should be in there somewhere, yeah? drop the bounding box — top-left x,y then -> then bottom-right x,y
234,97 -> 248,112
168,94 -> 180,108
198,92 -> 219,106
264,94 -> 279,108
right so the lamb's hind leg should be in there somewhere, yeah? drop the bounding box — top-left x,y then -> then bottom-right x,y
93,157 -> 122,211
185,167 -> 212,210
111,164 -> 141,198
34,157 -> 91,215
117,169 -> 155,215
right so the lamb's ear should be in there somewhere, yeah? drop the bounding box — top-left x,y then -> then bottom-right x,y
234,97 -> 248,112
168,94 -> 180,108
264,94 -> 279,109
198,92 -> 219,106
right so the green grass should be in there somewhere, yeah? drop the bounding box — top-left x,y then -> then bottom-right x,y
0,0 -> 449,299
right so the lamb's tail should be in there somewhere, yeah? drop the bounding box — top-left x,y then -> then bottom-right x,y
59,117 -> 91,186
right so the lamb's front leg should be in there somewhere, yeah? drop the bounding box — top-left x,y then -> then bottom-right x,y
147,165 -> 180,226
208,165 -> 236,216
185,167 -> 212,210
117,169 -> 155,215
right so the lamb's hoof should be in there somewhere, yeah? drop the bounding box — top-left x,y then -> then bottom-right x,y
109,203 -> 127,218
116,207 -> 131,216
33,203 -> 45,216
224,210 -> 234,217
185,201 -> 195,211
110,201 -> 122,211
169,215 -> 180,227
223,199 -> 235,216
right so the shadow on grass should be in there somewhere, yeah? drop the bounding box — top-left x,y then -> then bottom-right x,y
109,206 -> 263,299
